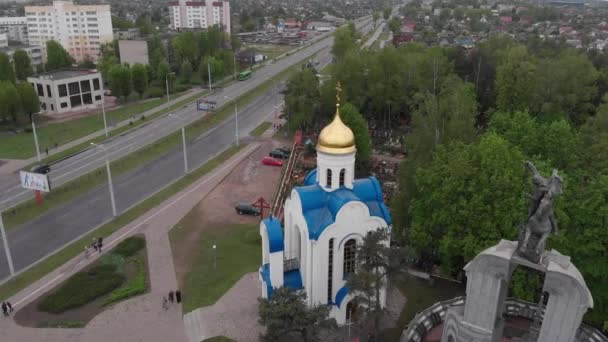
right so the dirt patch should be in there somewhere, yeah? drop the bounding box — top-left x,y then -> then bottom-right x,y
172,140 -> 285,287
13,235 -> 150,328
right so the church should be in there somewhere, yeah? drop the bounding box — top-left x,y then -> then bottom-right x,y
258,88 -> 392,325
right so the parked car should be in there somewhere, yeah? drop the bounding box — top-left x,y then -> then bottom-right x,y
235,203 -> 261,216
262,156 -> 283,167
31,164 -> 50,174
269,149 -> 289,159
276,146 -> 291,155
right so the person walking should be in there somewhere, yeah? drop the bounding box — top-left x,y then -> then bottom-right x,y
92,238 -> 98,252
168,290 -> 174,303
97,237 -> 103,253
162,296 -> 168,311
6,301 -> 12,314
175,290 -> 182,303
1,302 -> 7,317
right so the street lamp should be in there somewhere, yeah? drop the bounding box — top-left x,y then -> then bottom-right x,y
165,72 -> 176,105
207,60 -> 212,92
265,76 -> 279,120
212,244 -> 217,269
90,143 -> 117,217
101,91 -> 108,137
169,113 -> 189,174
0,212 -> 15,276
224,95 -> 239,146
31,112 -> 42,162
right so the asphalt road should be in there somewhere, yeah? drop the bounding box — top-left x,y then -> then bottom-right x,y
0,17 -> 374,211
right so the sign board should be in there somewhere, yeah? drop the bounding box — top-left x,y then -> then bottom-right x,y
20,171 -> 51,192
196,99 -> 217,112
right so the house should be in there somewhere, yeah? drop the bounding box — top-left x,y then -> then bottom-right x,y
284,18 -> 301,29
259,89 -> 392,325
236,49 -> 267,64
500,16 -> 513,24
393,33 -> 415,45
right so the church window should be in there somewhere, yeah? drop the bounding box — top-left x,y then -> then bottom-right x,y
339,169 -> 345,187
326,169 -> 332,187
327,238 -> 334,303
343,239 -> 356,277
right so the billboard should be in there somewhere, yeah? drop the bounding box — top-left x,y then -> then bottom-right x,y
20,171 -> 51,192
197,99 -> 217,111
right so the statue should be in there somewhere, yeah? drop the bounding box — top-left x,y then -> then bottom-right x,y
517,161 -> 563,263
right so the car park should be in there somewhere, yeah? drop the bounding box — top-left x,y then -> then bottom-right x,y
262,156 -> 283,167
235,203 -> 261,216
269,149 -> 289,159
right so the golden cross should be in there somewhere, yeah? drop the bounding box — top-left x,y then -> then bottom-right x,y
336,82 -> 342,108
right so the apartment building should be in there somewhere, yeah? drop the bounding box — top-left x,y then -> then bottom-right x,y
169,0 -> 231,34
25,0 -> 113,63
0,17 -> 29,45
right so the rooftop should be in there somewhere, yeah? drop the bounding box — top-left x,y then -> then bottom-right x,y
30,69 -> 99,81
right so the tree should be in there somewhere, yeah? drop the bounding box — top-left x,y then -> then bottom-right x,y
111,15 -> 133,30
332,25 -> 356,60
180,60 -> 192,83
383,7 -> 391,20
373,11 -> 380,26
340,102 -> 372,175
199,56 -> 223,86
17,82 -> 39,120
258,287 -> 336,342
0,81 -> 22,123
495,46 -> 538,114
46,40 -> 72,71
172,31 -> 198,66
388,16 -> 401,35
0,53 -> 15,84
131,63 -> 148,99
345,228 -> 411,339
284,68 -> 320,132
108,65 -> 132,101
13,50 -> 33,81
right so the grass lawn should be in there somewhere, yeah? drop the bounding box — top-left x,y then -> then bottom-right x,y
244,44 -> 295,60
0,144 -> 246,303
2,59 -> 308,230
170,223 -> 260,313
250,121 -> 272,137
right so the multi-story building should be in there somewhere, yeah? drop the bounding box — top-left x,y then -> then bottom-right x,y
0,42 -> 43,66
0,17 -> 29,45
25,0 -> 113,63
169,0 -> 231,34
0,33 -> 7,47
27,69 -> 103,114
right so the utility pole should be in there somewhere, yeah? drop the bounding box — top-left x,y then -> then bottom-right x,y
165,72 -> 175,105
170,114 -> 189,174
31,113 -> 41,162
224,95 -> 239,146
0,214 -> 15,276
207,60 -> 212,92
91,143 -> 117,216
101,92 -> 108,137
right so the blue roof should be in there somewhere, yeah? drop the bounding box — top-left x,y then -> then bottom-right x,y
260,263 -> 274,297
303,169 -> 317,186
284,269 -> 303,290
335,286 -> 349,307
263,217 -> 284,253
294,176 -> 392,240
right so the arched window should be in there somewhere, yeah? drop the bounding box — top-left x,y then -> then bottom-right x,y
326,169 -> 332,187
343,239 -> 356,277
339,169 -> 345,187
327,238 -> 334,303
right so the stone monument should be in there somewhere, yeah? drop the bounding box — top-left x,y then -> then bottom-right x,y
441,162 -> 594,342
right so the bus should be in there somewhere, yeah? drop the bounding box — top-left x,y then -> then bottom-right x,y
238,70 -> 253,81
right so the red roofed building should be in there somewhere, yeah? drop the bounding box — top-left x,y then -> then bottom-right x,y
284,18 -> 301,29
393,33 -> 414,46
559,26 -> 574,35
500,16 -> 513,24
170,0 -> 231,33
402,20 -> 416,33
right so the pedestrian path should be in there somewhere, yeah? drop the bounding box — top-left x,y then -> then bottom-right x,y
0,142 -> 262,342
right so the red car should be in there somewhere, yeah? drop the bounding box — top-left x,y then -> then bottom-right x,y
262,156 -> 283,167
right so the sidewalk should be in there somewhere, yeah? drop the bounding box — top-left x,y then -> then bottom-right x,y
0,87 -> 204,176
0,142 -> 262,342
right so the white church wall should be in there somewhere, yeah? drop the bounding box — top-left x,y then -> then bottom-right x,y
316,151 -> 356,190
286,190 -> 311,293
259,222 -> 270,265
269,251 -> 284,288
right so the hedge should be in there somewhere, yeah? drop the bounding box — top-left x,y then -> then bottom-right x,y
113,236 -> 146,258
104,258 -> 147,306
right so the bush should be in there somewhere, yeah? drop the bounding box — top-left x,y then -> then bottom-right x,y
104,258 -> 147,306
145,87 -> 165,98
174,84 -> 191,93
113,236 -> 146,258
38,264 -> 125,313
100,253 -> 125,273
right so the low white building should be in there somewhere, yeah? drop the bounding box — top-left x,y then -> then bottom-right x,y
27,69 -> 103,114
259,93 -> 392,325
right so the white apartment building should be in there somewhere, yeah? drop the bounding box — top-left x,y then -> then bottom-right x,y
25,1 -> 113,63
0,33 -> 7,47
0,17 -> 29,45
27,69 -> 103,114
169,0 -> 231,34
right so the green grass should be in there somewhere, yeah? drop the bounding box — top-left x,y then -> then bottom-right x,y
0,144 -> 246,303
37,264 -> 125,313
2,60 -> 307,230
104,257 -> 147,306
112,236 -> 146,258
201,337 -> 236,342
37,320 -> 85,328
250,121 -> 272,137
171,223 -> 260,313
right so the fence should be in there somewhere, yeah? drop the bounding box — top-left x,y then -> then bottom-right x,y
270,133 -> 301,220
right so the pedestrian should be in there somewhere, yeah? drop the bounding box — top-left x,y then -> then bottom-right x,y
162,296 -> 168,310
1,302 -> 7,317
83,245 -> 90,259
175,290 -> 182,303
6,301 -> 12,314
45,147 -> 48,156
92,238 -> 98,252
54,142 -> 58,149
97,237 -> 103,253
168,290 -> 174,303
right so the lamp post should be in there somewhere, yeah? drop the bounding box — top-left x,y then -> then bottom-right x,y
265,76 -> 279,119
91,143 -> 117,217
169,113 -> 189,174
224,95 -> 239,146
31,112 -> 42,162
101,91 -> 108,137
207,60 -> 212,92
212,244 -> 217,269
0,212 -> 15,276
165,72 -> 175,105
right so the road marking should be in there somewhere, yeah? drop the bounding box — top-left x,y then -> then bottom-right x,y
11,143 -> 260,307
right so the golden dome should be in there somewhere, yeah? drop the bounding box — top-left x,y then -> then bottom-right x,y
316,83 -> 356,155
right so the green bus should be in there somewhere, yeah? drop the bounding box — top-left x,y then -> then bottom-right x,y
238,70 -> 253,81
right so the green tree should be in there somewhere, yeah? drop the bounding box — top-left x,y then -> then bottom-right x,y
383,7 -> 391,20
388,16 -> 401,34
373,11 -> 380,26
172,31 -> 198,65
258,287 -> 336,342
332,25 -> 356,60
409,133 -> 527,274
199,56 -> 223,86
108,65 -> 132,101
340,102 -> 372,175
17,82 -> 39,120
495,46 -> 538,114
578,97 -> 608,174
0,53 -> 15,84
180,60 -> 192,83
345,228 -> 411,340
285,68 -> 320,132
131,63 -> 148,99
0,81 -> 22,122
13,50 -> 33,81
111,15 -> 133,29
45,40 -> 72,71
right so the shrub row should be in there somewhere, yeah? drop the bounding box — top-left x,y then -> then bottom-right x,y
104,258 -> 147,306
113,236 -> 146,258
